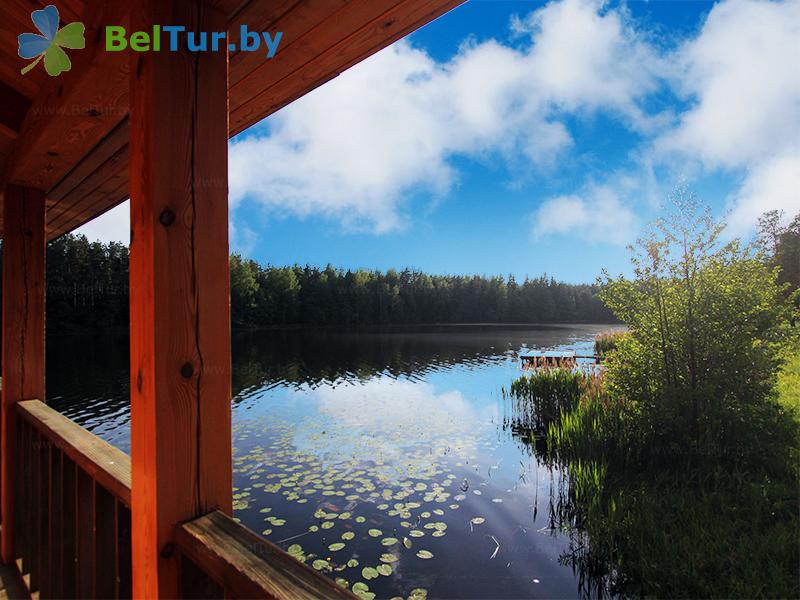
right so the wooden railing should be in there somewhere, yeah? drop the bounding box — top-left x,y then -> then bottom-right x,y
12,400 -> 357,600
15,400 -> 132,599
175,510 -> 357,599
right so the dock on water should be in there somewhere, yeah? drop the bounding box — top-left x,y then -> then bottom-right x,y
520,351 -> 601,368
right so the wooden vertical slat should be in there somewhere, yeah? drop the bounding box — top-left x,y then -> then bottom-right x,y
30,428 -> 42,592
50,449 -> 64,598
95,484 -> 117,598
129,0 -> 232,597
15,417 -> 29,577
1,184 -> 46,564
117,502 -> 132,599
62,456 -> 77,598
76,470 -> 95,598
40,436 -> 52,597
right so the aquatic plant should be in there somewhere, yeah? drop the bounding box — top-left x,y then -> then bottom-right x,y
593,331 -> 623,357
505,368 -> 597,435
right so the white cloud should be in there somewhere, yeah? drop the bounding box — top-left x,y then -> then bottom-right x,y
727,154 -> 800,235
514,0 -> 665,129
531,185 -> 638,244
73,201 -> 129,244
656,0 -> 800,230
229,0 -> 663,234
659,0 -> 800,168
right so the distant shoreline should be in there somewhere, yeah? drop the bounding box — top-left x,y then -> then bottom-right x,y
46,321 -> 624,338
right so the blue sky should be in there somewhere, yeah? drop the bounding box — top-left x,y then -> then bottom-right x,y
79,0 -> 800,283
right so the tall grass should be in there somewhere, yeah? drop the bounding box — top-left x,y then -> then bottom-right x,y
505,368 -> 594,434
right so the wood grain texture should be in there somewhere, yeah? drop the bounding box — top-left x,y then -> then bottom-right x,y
0,0 -> 464,241
15,399 -> 131,506
228,0 -> 464,135
175,510 -> 358,600
128,0 -> 232,597
47,118 -> 130,203
1,184 -> 45,564
5,0 -> 129,193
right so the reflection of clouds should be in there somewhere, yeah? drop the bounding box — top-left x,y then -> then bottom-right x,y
315,376 -> 481,433
288,375 -> 493,466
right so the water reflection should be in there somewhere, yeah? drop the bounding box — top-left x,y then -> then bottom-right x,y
46,324 -> 623,599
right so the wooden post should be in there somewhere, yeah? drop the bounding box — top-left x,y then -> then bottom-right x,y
128,1 -> 232,597
1,185 -> 46,563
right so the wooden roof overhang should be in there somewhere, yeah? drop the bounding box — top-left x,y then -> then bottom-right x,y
0,0 -> 463,241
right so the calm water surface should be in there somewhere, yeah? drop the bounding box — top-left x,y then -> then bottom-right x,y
47,324 -> 622,600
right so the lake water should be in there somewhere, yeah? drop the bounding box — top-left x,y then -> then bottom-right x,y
46,324 -> 622,600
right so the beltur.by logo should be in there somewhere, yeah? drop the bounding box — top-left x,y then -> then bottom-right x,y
16,4 -> 282,79
18,4 -> 86,77
105,25 -> 283,58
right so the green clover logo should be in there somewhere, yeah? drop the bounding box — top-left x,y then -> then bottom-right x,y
18,5 -> 85,77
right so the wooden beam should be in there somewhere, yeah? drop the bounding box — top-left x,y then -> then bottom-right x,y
175,510 -> 358,599
1,0 -> 463,241
5,0 -> 129,192
128,0 -> 232,597
1,184 -> 46,563
229,0 -> 464,135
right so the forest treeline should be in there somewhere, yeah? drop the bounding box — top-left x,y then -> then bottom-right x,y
0,208 -> 795,334
229,258 -> 615,327
0,235 -> 614,333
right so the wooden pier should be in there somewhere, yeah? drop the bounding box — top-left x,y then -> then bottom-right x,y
520,352 -> 602,368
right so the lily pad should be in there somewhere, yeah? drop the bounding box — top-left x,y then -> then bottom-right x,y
312,559 -> 331,571
362,566 -> 379,580
328,542 -> 346,552
416,550 -> 434,559
368,529 -> 382,537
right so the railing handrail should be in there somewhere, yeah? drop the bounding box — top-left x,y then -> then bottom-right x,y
175,510 -> 358,600
16,399 -> 132,507
15,401 -> 359,599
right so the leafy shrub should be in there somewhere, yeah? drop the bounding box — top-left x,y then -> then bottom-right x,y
599,192 -> 798,468
542,194 -> 800,597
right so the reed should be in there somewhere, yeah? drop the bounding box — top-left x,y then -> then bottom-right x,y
505,368 -> 599,434
593,331 -> 623,357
